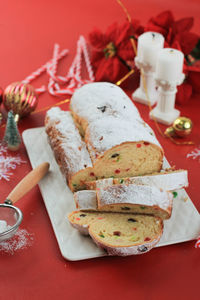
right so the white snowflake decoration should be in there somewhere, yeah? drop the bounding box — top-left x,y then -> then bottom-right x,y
187,146 -> 200,161
0,144 -> 26,181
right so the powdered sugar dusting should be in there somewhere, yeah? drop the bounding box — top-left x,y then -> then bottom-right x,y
46,107 -> 92,175
86,117 -> 161,157
71,82 -> 142,124
0,228 -> 34,255
0,144 -> 26,181
74,190 -> 97,210
98,185 -> 172,210
0,220 -> 11,233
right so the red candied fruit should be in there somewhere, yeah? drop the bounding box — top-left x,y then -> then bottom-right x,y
115,169 -> 120,174
97,217 -> 104,220
136,144 -> 141,148
144,237 -> 151,241
132,228 -> 137,231
90,172 -> 95,177
76,218 -> 80,221
144,142 -> 150,146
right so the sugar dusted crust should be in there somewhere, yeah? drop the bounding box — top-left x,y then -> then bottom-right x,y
73,184 -> 172,219
45,107 -> 92,186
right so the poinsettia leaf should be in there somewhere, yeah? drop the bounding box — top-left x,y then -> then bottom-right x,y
176,83 -> 193,105
112,57 -> 129,82
178,32 -> 199,55
94,58 -> 112,81
115,22 -> 131,45
118,40 -> 135,60
147,10 -> 174,30
105,22 -> 119,43
91,51 -> 104,68
131,19 -> 144,36
173,17 -> 194,34
188,64 -> 200,93
145,23 -> 168,38
89,29 -> 108,49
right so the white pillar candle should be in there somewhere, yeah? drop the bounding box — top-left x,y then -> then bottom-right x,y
137,32 -> 164,70
155,48 -> 184,82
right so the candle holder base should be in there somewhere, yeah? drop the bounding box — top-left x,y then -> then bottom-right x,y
149,107 -> 180,125
132,87 -> 157,106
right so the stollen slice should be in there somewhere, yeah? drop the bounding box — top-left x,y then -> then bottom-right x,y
68,211 -> 163,256
85,169 -> 188,191
74,184 -> 173,219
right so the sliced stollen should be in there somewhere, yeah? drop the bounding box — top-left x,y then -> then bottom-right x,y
68,211 -> 163,256
45,107 -> 93,191
74,184 -> 173,219
85,169 -> 188,191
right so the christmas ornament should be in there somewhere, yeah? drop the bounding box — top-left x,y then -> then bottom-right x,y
3,111 -> 21,151
164,117 -> 194,145
3,82 -> 38,122
164,126 -> 176,137
173,117 -> 193,137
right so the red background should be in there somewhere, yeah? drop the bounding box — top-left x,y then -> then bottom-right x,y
0,1 -> 200,299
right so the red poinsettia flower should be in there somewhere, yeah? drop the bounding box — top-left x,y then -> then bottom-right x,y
145,11 -> 199,55
89,21 -> 143,82
145,10 -> 200,105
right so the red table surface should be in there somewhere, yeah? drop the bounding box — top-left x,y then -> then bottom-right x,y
0,1 -> 200,299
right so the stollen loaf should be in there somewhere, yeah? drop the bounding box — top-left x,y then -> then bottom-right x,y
45,82 -> 164,191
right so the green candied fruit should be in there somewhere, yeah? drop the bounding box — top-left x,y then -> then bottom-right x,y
140,206 -> 146,210
99,234 -> 105,238
119,179 -> 124,184
130,236 -> 137,241
72,184 -> 77,187
111,176 -> 115,179
173,191 -> 178,198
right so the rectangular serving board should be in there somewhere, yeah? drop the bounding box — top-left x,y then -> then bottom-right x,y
23,127 -> 200,261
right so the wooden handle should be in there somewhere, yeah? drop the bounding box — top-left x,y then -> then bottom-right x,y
6,162 -> 50,204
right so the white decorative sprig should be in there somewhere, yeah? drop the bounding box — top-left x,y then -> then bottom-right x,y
187,146 -> 200,161
0,144 -> 26,181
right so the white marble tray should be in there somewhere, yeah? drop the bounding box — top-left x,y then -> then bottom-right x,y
22,127 -> 200,261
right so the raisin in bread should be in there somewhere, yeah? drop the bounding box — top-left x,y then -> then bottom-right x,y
85,169 -> 188,191
74,184 -> 173,219
68,211 -> 163,256
45,83 -> 164,191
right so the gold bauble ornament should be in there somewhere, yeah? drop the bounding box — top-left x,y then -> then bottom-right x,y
3,82 -> 38,122
164,126 -> 176,137
173,117 -> 193,137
